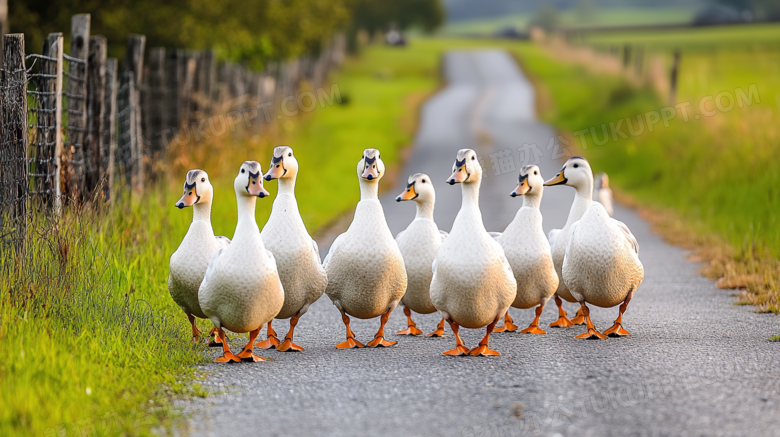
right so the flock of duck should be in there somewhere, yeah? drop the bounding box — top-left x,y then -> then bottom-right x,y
168,146 -> 644,362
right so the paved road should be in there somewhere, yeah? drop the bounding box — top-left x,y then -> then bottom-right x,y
181,51 -> 780,437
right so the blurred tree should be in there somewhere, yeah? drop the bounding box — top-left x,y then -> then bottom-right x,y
529,5 -> 561,32
8,0 -> 352,69
709,0 -> 780,20
351,0 -> 445,36
574,0 -> 599,24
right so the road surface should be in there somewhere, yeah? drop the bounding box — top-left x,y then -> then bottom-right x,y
180,51 -> 780,437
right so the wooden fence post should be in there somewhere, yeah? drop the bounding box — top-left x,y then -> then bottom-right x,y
125,34 -> 145,194
38,33 -> 64,213
104,58 -> 117,202
669,50 -> 681,104
1,34 -> 28,236
66,14 -> 90,202
1,20 -> 5,167
148,48 -> 167,159
85,35 -> 106,198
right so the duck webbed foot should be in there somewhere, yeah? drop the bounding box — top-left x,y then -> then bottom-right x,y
519,305 -> 546,335
214,328 -> 241,363
468,318 -> 500,356
442,321 -> 469,356
426,318 -> 447,337
602,293 -> 632,337
549,296 -> 574,328
570,307 -> 586,325
236,328 -> 266,362
493,312 -> 519,333
367,308 -> 397,347
255,320 -> 281,349
396,307 -> 423,336
277,313 -> 305,352
208,327 -> 224,347
336,314 -> 364,349
188,314 -> 202,343
574,302 -> 607,340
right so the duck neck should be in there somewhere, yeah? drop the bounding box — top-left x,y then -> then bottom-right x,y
522,193 -> 541,210
414,199 -> 435,220
460,180 -> 481,212
277,174 -> 296,197
235,195 -> 258,231
359,179 -> 379,200
192,200 -> 212,223
566,184 -> 592,227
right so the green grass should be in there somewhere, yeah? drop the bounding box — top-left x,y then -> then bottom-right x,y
442,7 -> 698,35
0,42 -> 436,436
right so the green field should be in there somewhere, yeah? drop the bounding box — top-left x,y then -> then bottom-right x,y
442,7 -> 698,35
0,42 -> 437,436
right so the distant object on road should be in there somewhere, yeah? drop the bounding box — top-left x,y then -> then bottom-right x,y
593,172 -> 613,217
494,26 -> 529,39
386,29 -> 407,46
693,4 -> 753,26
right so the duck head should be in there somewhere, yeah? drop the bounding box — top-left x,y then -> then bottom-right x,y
396,173 -> 435,204
595,172 -> 609,190
264,146 -> 297,181
510,165 -> 544,198
544,156 -> 593,191
235,161 -> 270,198
447,149 -> 481,185
176,169 -> 213,209
357,148 -> 385,182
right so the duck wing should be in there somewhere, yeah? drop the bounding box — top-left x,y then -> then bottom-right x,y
215,236 -> 231,249
310,238 -> 323,264
488,231 -> 502,241
438,229 -> 448,241
547,228 -> 561,248
202,247 -> 226,289
612,218 -> 639,255
322,233 -> 345,268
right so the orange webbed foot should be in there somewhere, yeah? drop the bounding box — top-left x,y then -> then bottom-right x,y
426,327 -> 446,337
255,336 -> 280,350
277,339 -> 305,352
442,345 -> 470,356
494,320 -> 519,333
237,348 -> 266,362
575,328 -> 608,340
570,308 -> 586,325
549,316 -> 574,328
602,323 -> 630,337
335,338 -> 364,349
468,345 -> 500,356
366,336 -> 397,348
396,326 -> 423,336
214,352 -> 241,363
520,325 -> 546,335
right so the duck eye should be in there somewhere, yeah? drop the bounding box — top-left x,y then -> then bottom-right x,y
534,171 -> 537,175
422,179 -> 426,183
241,169 -> 245,174
201,177 -> 205,182
573,164 -> 579,168
288,152 -> 292,157
471,156 -> 475,160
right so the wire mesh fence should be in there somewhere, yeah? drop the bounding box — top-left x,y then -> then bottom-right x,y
0,14 -> 346,246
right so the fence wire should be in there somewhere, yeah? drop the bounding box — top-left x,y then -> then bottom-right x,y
26,52 -> 60,209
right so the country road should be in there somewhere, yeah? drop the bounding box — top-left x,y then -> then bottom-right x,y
181,51 -> 780,437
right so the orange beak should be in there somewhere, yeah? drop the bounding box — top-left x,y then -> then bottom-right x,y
447,166 -> 468,185
264,158 -> 286,181
395,183 -> 418,202
246,173 -> 270,198
510,178 -> 530,197
175,185 -> 199,208
362,165 -> 379,180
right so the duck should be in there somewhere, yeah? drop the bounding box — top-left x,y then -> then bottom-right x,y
394,173 -> 448,337
429,149 -> 517,356
168,170 -> 230,345
323,149 -> 407,349
544,156 -> 644,339
198,161 -> 285,362
494,165 -> 559,335
255,146 -> 328,352
593,172 -> 614,217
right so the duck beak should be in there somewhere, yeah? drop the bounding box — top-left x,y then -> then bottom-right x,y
544,171 -> 567,186
396,183 -> 418,202
361,165 -> 379,180
447,166 -> 468,185
264,157 -> 286,181
246,172 -> 270,198
175,184 -> 199,208
511,179 -> 530,197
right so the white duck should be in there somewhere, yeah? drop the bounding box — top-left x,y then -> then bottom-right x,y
323,149 -> 407,349
198,161 -> 285,362
494,165 -> 559,335
430,149 -> 517,356
394,173 -> 448,337
168,170 -> 230,344
256,146 -> 328,352
593,172 -> 614,217
545,156 -> 644,339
